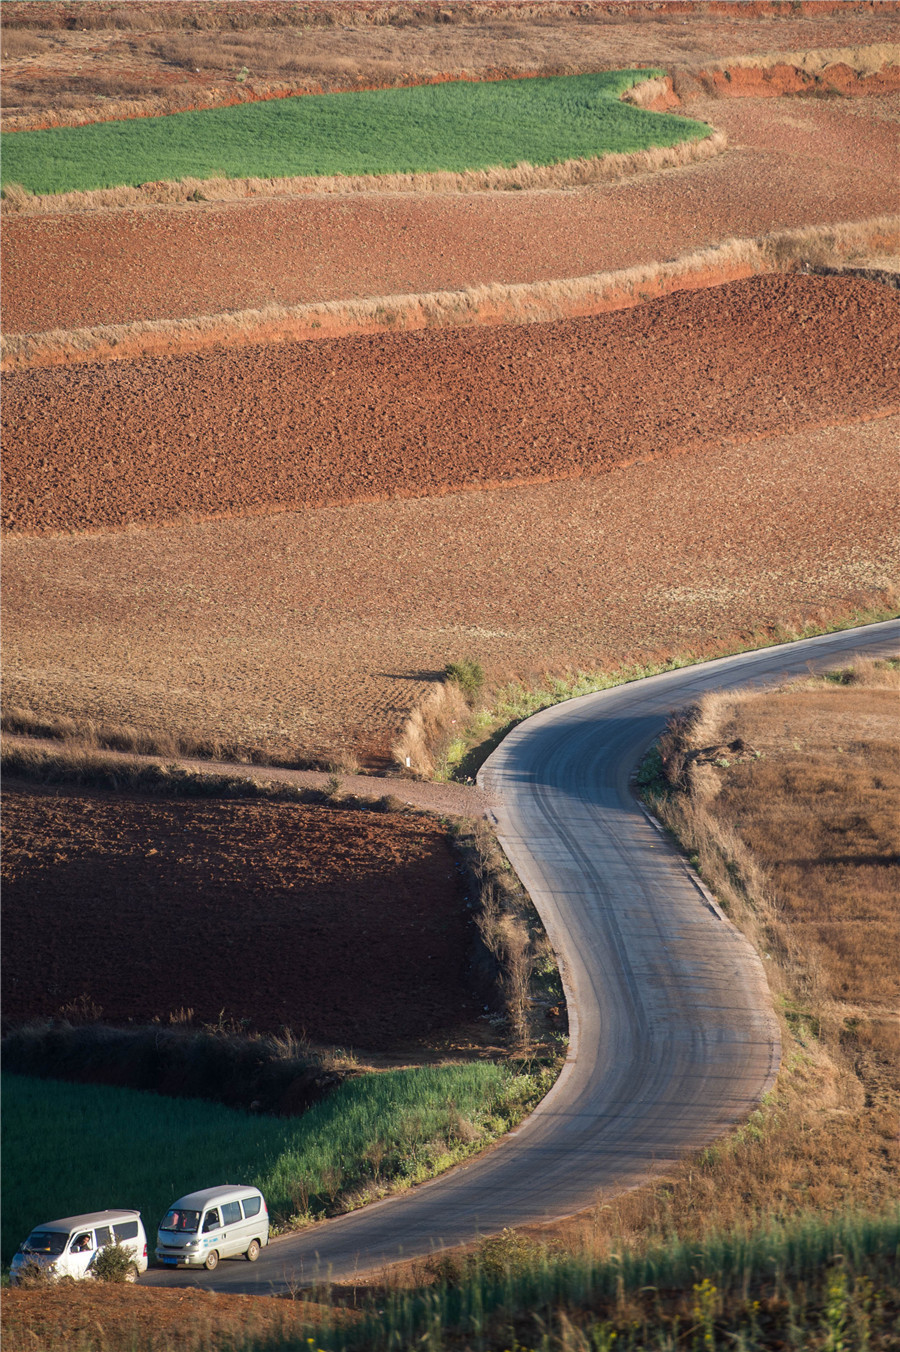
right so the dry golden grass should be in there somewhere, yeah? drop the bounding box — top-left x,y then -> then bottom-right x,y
706,43 -> 900,79
6,213 -> 897,373
584,661 -> 900,1245
0,129 -> 725,221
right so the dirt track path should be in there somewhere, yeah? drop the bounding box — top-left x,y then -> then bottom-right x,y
3,93 -> 898,334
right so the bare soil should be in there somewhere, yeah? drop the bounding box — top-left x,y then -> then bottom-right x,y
2,3 -> 896,131
5,94 -> 899,335
1,1285 -> 347,1352
1,784 -> 486,1053
3,415 -> 897,767
4,274 -> 898,536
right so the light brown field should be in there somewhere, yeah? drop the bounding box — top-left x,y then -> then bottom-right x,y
2,2 -> 897,130
3,417 -> 898,768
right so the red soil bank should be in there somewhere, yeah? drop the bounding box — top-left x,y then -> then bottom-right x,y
3,274 -> 898,536
1,787 -> 479,1052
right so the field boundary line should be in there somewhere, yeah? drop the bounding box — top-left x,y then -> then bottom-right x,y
4,215 -> 897,372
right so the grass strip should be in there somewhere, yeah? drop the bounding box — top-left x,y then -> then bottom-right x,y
0,70 -> 710,196
1,1062 -> 556,1266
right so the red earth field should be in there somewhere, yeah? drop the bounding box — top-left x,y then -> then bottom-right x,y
4,274 -> 898,535
4,415 -> 897,767
1,785 -> 484,1053
4,94 -> 899,336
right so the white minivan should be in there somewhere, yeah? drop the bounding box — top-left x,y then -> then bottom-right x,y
9,1210 -> 149,1285
155,1185 -> 269,1271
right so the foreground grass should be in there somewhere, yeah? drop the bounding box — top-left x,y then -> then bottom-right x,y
4,1210 -> 898,1350
1,1062 -> 555,1266
0,70 -> 710,196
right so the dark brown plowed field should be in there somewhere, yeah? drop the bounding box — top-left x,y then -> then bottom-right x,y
4,94 -> 898,334
4,274 -> 898,536
1,786 -> 480,1052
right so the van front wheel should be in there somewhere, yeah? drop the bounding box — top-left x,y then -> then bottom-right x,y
245,1240 -> 260,1262
204,1251 -> 219,1272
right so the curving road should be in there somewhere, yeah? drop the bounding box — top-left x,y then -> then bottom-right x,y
145,620 -> 899,1293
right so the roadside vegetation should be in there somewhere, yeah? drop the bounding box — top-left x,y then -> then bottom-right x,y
1,1060 -> 555,1268
3,1209 -> 898,1350
395,597 -> 899,780
0,69 -> 710,197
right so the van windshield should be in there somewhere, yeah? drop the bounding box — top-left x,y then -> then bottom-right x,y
23,1231 -> 67,1256
160,1210 -> 199,1233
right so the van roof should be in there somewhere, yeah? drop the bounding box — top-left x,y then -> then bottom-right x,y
30,1211 -> 141,1233
168,1185 -> 262,1211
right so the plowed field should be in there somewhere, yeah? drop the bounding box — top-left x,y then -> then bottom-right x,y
4,274 -> 898,536
1,786 -> 479,1052
4,416 -> 897,767
5,94 -> 899,334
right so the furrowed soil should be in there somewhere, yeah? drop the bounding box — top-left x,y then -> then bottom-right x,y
1,784 -> 482,1052
4,274 -> 898,536
5,94 -> 899,333
1,1285 -> 348,1352
4,415 -> 898,767
1,4 -> 897,131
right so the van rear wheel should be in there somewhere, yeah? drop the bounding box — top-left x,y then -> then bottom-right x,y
204,1251 -> 219,1272
245,1240 -> 260,1263
124,1265 -> 139,1284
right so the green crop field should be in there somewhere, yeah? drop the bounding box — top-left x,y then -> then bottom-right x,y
1,1064 -> 553,1264
0,71 -> 710,197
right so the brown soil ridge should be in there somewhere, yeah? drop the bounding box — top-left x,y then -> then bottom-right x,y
3,273 -> 898,538
4,50 -> 895,134
5,219 -> 897,373
4,2 -> 894,32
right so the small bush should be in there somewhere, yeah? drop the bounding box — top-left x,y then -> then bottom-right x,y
91,1242 -> 136,1283
444,658 -> 485,707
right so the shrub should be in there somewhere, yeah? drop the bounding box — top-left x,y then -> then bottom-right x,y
91,1242 -> 137,1283
444,658 -> 485,707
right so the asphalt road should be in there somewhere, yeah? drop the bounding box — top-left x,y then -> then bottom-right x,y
144,620 -> 899,1293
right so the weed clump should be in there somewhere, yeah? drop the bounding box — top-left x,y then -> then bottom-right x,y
90,1242 -> 137,1284
444,657 -> 485,706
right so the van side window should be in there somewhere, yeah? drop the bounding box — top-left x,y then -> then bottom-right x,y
241,1196 -> 261,1219
94,1227 -> 114,1248
113,1221 -> 138,1242
221,1201 -> 242,1225
202,1210 -> 220,1233
71,1233 -> 93,1253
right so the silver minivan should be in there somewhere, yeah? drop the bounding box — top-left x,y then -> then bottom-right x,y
9,1210 -> 148,1285
155,1185 -> 269,1271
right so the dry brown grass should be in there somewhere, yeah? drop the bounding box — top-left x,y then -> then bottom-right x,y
392,679 -> 472,779
0,705 -> 360,774
7,213 -> 898,374
706,43 -> 900,79
583,660 -> 900,1247
0,129 -> 725,221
